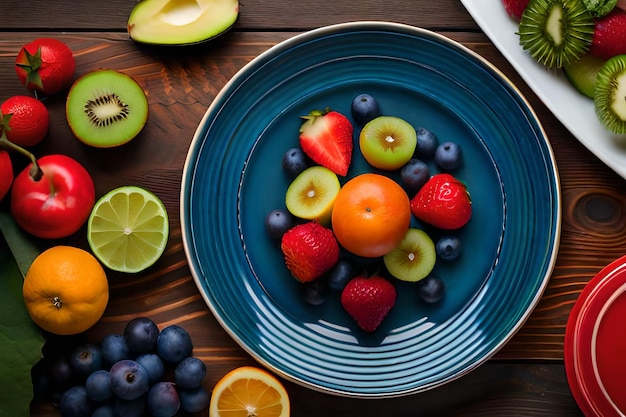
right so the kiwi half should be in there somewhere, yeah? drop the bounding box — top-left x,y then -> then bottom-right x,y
383,228 -> 436,282
66,69 -> 149,148
563,53 -> 606,98
518,0 -> 594,68
594,55 -> 626,134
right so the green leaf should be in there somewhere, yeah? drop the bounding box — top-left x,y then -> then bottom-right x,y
0,239 -> 46,417
0,212 -> 41,277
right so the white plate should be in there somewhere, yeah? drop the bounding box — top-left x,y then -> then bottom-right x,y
461,0 -> 626,180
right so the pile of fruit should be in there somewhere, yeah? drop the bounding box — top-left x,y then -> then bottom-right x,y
32,317 -> 211,417
264,93 -> 472,332
501,0 -> 626,134
0,37 -> 169,274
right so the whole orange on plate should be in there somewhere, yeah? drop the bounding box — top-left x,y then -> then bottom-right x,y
23,245 -> 109,335
209,366 -> 290,417
331,173 -> 411,258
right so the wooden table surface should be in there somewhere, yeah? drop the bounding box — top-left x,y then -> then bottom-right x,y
3,1 -> 626,415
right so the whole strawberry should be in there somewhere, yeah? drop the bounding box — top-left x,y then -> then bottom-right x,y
281,221 -> 339,282
341,275 -> 396,332
1,95 -> 49,147
410,173 -> 472,230
502,0 -> 529,21
299,109 -> 353,176
15,38 -> 75,95
589,10 -> 626,60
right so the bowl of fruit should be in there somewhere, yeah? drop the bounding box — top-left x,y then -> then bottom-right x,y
181,21 -> 561,397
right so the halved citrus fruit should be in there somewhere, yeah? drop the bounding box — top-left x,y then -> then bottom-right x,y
209,366 -> 290,417
87,185 -> 169,273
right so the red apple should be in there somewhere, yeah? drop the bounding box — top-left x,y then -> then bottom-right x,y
11,154 -> 95,239
0,150 -> 12,201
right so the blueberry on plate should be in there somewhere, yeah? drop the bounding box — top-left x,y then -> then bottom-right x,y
415,127 -> 439,158
434,141 -> 463,171
417,275 -> 445,304
351,93 -> 380,125
301,279 -> 329,305
281,147 -> 309,176
436,236 -> 462,261
326,259 -> 356,291
400,158 -> 430,195
264,209 -> 295,239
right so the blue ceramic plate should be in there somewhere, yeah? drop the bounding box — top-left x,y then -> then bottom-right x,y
181,22 -> 561,398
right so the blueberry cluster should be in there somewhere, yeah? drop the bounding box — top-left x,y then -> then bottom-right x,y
32,317 -> 209,417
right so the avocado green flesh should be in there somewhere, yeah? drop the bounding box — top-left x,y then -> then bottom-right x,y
66,70 -> 148,148
128,0 -> 239,45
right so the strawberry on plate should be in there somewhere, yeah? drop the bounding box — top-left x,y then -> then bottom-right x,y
1,95 -> 49,147
341,274 -> 397,332
410,173 -> 472,230
502,0 -> 530,21
299,109 -> 353,176
15,38 -> 76,96
589,9 -> 626,59
281,221 -> 339,282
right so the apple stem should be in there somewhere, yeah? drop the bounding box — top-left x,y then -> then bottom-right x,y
0,131 -> 43,181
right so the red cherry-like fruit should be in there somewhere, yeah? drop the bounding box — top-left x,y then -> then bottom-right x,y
15,38 -> 76,95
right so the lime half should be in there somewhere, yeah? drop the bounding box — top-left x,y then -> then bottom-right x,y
87,186 -> 169,273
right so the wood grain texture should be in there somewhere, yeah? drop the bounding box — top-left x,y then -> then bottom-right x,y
2,1 -> 626,414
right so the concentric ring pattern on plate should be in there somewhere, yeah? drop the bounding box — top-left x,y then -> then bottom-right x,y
181,22 -> 561,397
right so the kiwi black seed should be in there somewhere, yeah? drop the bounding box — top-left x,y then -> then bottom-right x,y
66,69 -> 149,148
518,0 -> 595,69
594,55 -> 626,134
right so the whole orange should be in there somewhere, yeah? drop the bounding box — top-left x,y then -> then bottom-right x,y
23,246 -> 109,335
331,173 -> 411,257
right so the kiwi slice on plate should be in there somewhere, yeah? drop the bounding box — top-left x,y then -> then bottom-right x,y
581,0 -> 617,16
518,0 -> 594,68
594,55 -> 626,134
383,228 -> 436,282
66,69 -> 149,147
563,53 -> 606,98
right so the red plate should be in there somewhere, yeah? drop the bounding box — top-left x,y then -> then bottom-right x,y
565,255 -> 626,416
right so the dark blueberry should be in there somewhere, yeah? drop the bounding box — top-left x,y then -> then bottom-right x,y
109,359 -> 150,401
101,334 -> 131,365
85,369 -> 113,402
417,275 -> 445,304
92,404 -> 115,417
68,343 -> 103,381
174,356 -> 206,389
264,209 -> 295,239
124,316 -> 159,354
281,147 -> 309,176
415,127 -> 439,158
351,93 -> 380,125
179,386 -> 211,413
156,325 -> 193,363
113,397 -> 145,417
135,353 -> 165,385
301,279 -> 329,305
146,382 -> 181,417
31,358 -> 50,400
400,158 -> 430,195
434,141 -> 463,171
326,260 -> 356,291
59,385 -> 93,417
436,236 -> 462,261
47,355 -> 76,390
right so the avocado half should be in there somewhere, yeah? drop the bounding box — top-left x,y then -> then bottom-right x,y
127,0 -> 239,46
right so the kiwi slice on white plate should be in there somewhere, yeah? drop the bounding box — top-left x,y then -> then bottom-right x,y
581,0 -> 617,16
563,53 -> 606,98
594,55 -> 626,134
518,0 -> 594,68
66,69 -> 149,148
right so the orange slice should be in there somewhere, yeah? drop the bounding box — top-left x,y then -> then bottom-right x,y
209,366 -> 290,417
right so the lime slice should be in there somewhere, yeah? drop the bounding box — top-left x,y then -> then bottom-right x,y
87,186 -> 169,273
